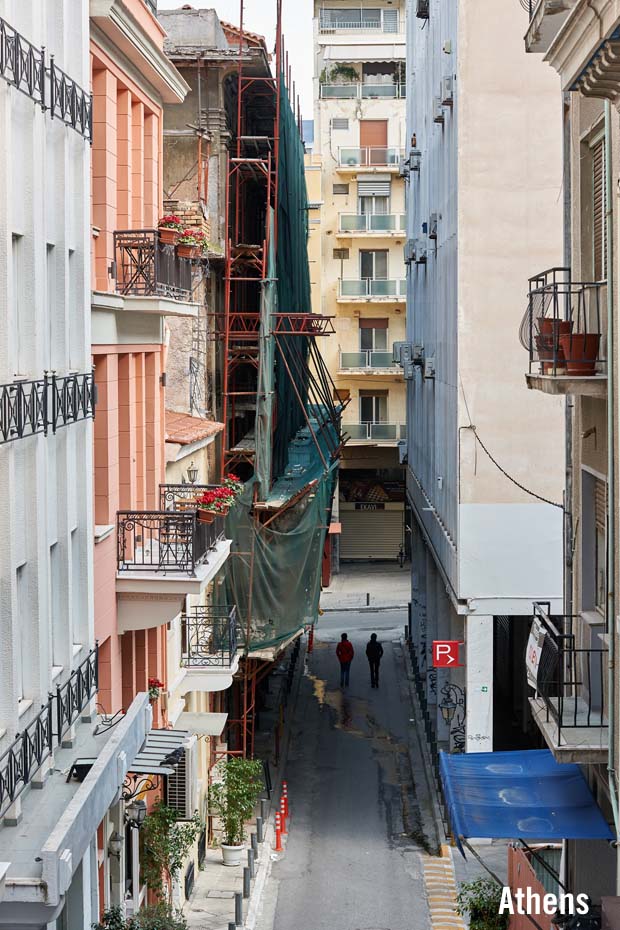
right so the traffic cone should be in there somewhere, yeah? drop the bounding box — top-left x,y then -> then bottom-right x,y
280,797 -> 288,835
275,812 -> 283,852
282,781 -> 289,818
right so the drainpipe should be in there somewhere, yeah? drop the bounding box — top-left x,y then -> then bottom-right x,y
563,92 -> 574,619
604,100 -> 620,880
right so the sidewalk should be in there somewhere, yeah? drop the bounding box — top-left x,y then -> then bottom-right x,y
320,561 -> 411,611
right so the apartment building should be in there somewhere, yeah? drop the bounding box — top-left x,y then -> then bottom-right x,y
313,0 -> 408,565
90,0 -> 234,913
404,0 -> 564,757
522,0 -> 620,906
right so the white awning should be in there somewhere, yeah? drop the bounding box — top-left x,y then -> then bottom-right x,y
176,712 -> 228,736
130,727 -> 191,775
322,44 -> 405,61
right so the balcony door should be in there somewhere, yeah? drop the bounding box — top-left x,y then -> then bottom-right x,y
360,390 -> 388,424
360,119 -> 387,165
359,318 -> 388,352
360,249 -> 388,280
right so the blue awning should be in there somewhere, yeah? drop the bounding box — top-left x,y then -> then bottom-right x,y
440,749 -> 613,851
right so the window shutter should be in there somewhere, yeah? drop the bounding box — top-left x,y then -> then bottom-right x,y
331,118 -> 349,130
165,740 -> 196,819
382,9 -> 398,32
592,139 -> 606,281
358,176 -> 391,197
359,318 -> 388,329
595,478 -> 607,531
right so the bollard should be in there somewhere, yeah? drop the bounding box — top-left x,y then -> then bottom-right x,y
282,780 -> 289,818
229,923 -> 236,930
261,798 -> 268,822
251,832 -> 258,855
366,592 -> 370,606
243,866 -> 251,898
235,891 -> 243,924
280,797 -> 288,835
256,816 -> 264,843
248,847 -> 255,879
275,812 -> 283,851
308,626 -> 314,653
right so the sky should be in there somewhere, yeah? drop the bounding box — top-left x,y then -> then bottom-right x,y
157,0 -> 315,119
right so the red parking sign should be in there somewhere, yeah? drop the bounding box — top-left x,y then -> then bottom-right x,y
432,641 -> 461,667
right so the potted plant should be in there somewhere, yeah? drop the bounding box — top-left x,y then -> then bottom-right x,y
329,63 -> 358,83
210,757 -> 264,866
158,215 -> 183,245
148,677 -> 164,702
176,229 -> 200,259
535,317 -> 572,373
559,331 -> 601,376
456,878 -> 509,930
223,473 -> 243,496
93,904 -> 188,930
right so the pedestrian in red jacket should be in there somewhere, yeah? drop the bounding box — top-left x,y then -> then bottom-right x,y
336,633 -> 354,687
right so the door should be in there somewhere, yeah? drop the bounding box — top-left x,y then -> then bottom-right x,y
360,119 -> 387,165
360,391 -> 388,424
360,249 -> 388,281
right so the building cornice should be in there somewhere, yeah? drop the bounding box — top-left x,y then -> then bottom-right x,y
90,0 -> 189,104
545,0 -> 620,91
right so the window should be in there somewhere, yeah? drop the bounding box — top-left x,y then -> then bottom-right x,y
47,244 -> 56,370
50,543 -> 61,666
16,564 -> 27,700
360,249 -> 388,280
595,478 -> 606,613
582,472 -> 607,615
359,195 -> 389,215
360,391 -> 388,423
592,138 -> 606,281
359,318 -> 388,351
333,183 -> 349,195
331,118 -> 349,131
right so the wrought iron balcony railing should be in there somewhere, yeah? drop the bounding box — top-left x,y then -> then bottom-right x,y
0,371 -> 95,445
320,83 -> 406,99
159,483 -> 221,510
0,15 -> 92,141
117,510 -> 224,573
531,603 -> 607,742
339,350 -> 398,369
113,229 -> 193,302
339,213 -> 406,233
519,267 -> 606,378
339,147 -> 404,167
339,278 -> 406,299
0,645 -> 98,819
181,606 -> 238,668
344,422 -> 406,441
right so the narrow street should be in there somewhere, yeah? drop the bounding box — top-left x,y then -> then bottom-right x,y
257,608 -> 433,930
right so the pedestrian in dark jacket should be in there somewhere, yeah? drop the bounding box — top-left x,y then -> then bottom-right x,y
336,633 -> 354,687
366,633 -> 384,688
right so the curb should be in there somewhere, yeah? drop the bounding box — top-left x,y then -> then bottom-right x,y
320,603 -> 409,613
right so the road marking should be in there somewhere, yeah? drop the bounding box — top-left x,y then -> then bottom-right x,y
422,846 -> 466,930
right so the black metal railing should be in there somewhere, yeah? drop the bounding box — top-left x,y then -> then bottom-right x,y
181,606 -> 238,668
532,603 -> 608,741
0,645 -> 98,818
159,483 -> 221,511
0,15 -> 92,141
519,267 -> 606,377
56,645 -> 98,741
114,230 -> 193,301
0,371 -> 95,444
520,0 -> 534,18
116,510 -> 222,573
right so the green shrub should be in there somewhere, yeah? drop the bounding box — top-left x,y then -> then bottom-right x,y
456,877 -> 509,930
93,904 -> 187,930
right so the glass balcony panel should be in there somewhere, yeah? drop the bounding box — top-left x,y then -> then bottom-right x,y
339,147 -> 403,167
370,423 -> 397,440
369,279 -> 393,296
362,84 -> 398,98
368,214 -> 396,231
370,352 -> 394,367
345,424 -> 369,440
340,280 -> 367,297
340,214 -> 367,231
321,84 -> 359,98
340,352 -> 368,368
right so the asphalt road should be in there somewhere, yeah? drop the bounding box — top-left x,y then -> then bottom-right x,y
256,609 -> 432,930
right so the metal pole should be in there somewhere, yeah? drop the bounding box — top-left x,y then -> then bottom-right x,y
256,817 -> 264,843
243,866 -> 251,898
251,832 -> 258,855
260,798 -> 268,821
248,847 -> 255,878
235,891 -> 243,923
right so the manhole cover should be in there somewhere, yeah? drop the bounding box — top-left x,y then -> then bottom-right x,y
206,890 -> 236,899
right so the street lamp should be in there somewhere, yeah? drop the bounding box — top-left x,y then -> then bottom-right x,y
108,832 -> 123,859
187,461 -> 198,484
125,799 -> 147,829
439,697 -> 457,724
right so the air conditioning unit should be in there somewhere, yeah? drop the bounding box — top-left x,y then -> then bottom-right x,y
433,97 -> 444,125
416,0 -> 429,19
409,147 -> 421,172
414,238 -> 427,264
165,737 -> 198,820
392,341 -> 407,364
442,75 -> 454,107
404,239 -> 416,265
399,157 -> 410,179
424,356 -> 436,380
429,213 -> 438,240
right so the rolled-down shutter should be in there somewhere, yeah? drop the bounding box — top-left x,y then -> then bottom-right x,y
595,478 -> 606,532
592,139 -> 606,281
358,176 -> 391,197
340,508 -> 403,560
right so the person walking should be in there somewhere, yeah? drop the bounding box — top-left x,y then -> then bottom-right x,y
366,633 -> 384,689
336,633 -> 354,687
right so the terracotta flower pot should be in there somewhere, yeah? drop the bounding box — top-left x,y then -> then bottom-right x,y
198,509 -> 216,524
158,226 -> 179,245
177,243 -> 199,259
535,334 -> 565,374
537,317 -> 572,339
559,333 -> 601,376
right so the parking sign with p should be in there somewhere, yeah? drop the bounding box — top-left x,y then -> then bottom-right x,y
432,640 -> 461,667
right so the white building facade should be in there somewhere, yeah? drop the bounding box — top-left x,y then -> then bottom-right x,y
404,0 -> 565,754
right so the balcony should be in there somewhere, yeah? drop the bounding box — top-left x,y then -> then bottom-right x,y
319,14 -> 401,34
338,213 -> 406,236
521,267 -> 607,397
0,371 -> 95,444
112,229 -> 199,318
524,0 -> 577,55
337,147 -> 404,172
339,350 -> 402,374
528,604 -> 608,763
178,606 -> 240,694
344,422 -> 406,444
338,279 -> 406,301
115,509 -> 231,632
320,83 -> 406,99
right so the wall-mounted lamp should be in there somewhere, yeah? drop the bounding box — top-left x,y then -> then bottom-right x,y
125,799 -> 147,829
439,697 -> 457,724
108,831 -> 123,859
187,461 -> 199,484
